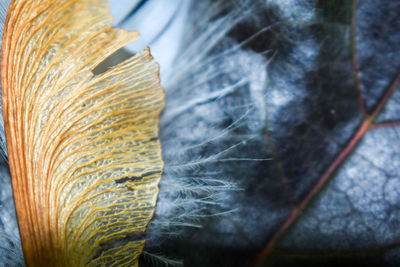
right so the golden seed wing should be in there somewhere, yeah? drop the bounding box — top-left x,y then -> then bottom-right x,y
1,0 -> 164,266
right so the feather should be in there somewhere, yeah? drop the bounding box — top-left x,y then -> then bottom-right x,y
143,0 -> 269,257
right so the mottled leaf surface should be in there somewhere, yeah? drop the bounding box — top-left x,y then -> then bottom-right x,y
253,0 -> 400,266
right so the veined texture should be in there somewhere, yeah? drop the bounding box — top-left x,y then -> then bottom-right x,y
1,0 -> 164,266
